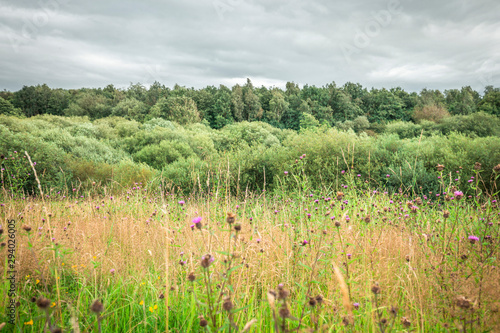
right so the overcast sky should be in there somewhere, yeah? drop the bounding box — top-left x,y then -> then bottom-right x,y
0,0 -> 499,93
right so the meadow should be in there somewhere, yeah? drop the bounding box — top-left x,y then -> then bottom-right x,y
0,157 -> 499,332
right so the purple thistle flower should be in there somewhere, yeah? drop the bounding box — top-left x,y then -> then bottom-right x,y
284,171 -> 288,175
468,235 -> 479,244
192,217 -> 202,224
178,200 -> 185,206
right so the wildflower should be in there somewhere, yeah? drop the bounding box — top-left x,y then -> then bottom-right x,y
353,302 -> 360,310
201,254 -> 214,268
110,269 -> 115,274
357,174 -> 361,177
468,235 -> 479,244
24,319 -> 33,325
454,191 -> 464,200
347,253 -> 352,259
139,300 -> 144,305
178,200 -> 185,206
192,216 -> 202,230
284,171 -> 288,175
301,240 -> 309,246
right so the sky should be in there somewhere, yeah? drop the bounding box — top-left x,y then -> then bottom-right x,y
0,0 -> 499,93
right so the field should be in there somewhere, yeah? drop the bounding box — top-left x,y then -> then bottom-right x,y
1,166 -> 499,333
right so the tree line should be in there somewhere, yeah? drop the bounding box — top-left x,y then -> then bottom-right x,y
1,80 -> 499,130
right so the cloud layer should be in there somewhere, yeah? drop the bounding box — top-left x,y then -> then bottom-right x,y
0,0 -> 499,92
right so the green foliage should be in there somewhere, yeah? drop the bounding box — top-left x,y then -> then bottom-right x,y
150,96 -> 200,124
0,97 -> 22,116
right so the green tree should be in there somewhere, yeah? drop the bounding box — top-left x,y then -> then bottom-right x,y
111,98 -> 149,121
478,87 -> 500,116
266,89 -> 289,124
242,79 -> 262,121
150,96 -> 200,125
231,84 -> 244,122
0,97 -> 22,116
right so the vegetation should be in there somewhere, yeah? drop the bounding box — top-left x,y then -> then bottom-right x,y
0,81 -> 499,332
0,162 -> 499,332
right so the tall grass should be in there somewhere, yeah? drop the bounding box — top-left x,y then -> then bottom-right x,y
0,163 -> 499,332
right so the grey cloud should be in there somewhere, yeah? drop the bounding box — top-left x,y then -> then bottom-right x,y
0,0 -> 498,92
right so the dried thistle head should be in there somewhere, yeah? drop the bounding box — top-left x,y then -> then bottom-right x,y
336,192 -> 344,200
222,297 -> 233,312
315,295 -> 324,305
36,297 -> 51,310
22,225 -> 32,232
49,327 -> 62,333
308,297 -> 317,307
443,210 -> 450,219
226,212 -> 236,224
278,304 -> 290,319
188,272 -> 196,282
234,223 -> 241,232
199,316 -> 208,327
401,317 -> 411,328
277,284 -> 289,300
364,215 -> 371,223
436,164 -> 445,171
494,164 -> 500,173
474,162 -> 482,170
415,197 -> 423,206
90,299 -> 104,314
456,296 -> 471,309
371,283 -> 380,294
390,305 -> 398,316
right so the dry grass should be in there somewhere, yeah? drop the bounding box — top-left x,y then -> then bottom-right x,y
1,190 -> 499,332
